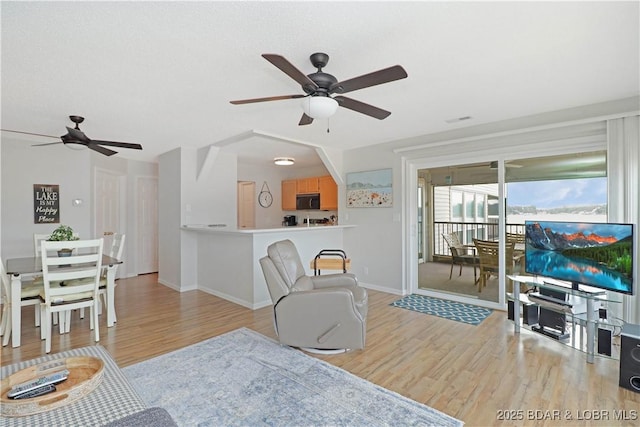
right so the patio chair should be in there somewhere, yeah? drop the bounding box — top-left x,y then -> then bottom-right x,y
473,238 -> 516,292
442,232 -> 478,284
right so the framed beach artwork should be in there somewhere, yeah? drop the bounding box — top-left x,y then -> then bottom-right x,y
346,168 -> 392,208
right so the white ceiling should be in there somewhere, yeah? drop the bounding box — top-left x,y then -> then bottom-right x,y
1,1 -> 638,165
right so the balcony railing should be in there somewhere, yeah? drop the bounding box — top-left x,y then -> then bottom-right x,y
434,221 -> 525,257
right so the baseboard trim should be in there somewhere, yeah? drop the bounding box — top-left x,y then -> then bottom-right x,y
359,282 -> 405,296
197,287 -> 272,310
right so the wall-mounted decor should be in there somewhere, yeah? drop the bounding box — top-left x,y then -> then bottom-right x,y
34,184 -> 60,224
346,168 -> 392,208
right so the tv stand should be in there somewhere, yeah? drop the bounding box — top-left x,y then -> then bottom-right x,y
508,275 -> 617,363
531,325 -> 571,341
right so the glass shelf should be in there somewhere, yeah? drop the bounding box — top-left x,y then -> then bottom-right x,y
507,274 -> 624,363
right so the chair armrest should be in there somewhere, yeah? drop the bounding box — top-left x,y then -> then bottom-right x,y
276,287 -> 363,321
310,273 -> 358,289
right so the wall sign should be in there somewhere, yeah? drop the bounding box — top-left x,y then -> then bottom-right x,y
34,184 -> 60,224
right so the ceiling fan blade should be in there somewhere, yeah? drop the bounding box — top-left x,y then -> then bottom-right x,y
330,65 -> 408,94
334,96 -> 391,120
66,126 -> 91,143
1,129 -> 59,138
32,141 -> 64,147
87,143 -> 118,156
298,113 -> 314,126
91,140 -> 143,150
230,94 -> 305,105
262,54 -> 319,91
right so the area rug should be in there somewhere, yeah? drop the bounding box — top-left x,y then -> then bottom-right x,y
123,328 -> 463,427
391,294 -> 492,325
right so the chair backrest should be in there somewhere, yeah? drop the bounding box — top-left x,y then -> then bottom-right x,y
443,232 -> 464,257
35,233 -> 81,258
443,232 -> 463,247
103,233 -> 125,279
506,232 -> 525,244
266,240 -> 308,289
108,233 -> 126,260
473,239 -> 515,271
41,239 -> 104,304
260,256 -> 291,305
34,234 -> 51,258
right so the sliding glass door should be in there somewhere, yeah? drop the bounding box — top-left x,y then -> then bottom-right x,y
417,151 -> 607,307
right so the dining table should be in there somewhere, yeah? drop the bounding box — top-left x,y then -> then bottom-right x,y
4,254 -> 122,348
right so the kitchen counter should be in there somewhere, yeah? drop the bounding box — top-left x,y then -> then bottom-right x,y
180,224 -> 354,309
181,224 -> 354,234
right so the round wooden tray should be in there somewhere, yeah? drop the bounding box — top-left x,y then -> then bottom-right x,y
1,356 -> 105,417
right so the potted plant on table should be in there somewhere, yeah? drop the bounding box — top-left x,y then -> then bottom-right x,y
48,225 -> 79,257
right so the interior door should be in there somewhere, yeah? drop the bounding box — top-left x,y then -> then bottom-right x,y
95,168 -> 122,247
137,176 -> 158,274
237,181 -> 255,228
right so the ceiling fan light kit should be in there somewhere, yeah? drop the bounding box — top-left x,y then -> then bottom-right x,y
274,157 -> 295,166
230,52 -> 407,126
301,96 -> 339,119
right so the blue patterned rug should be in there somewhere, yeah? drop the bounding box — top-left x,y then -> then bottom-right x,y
391,294 -> 492,325
123,328 -> 463,426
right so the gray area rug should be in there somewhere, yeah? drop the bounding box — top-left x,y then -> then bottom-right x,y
123,328 -> 463,426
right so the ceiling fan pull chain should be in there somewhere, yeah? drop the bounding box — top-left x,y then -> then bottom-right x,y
327,118 -> 330,134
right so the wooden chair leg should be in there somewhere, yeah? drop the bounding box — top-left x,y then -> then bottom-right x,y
449,261 -> 454,279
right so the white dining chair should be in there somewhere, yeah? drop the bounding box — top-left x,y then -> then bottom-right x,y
1,260 -> 13,346
34,233 -> 68,328
34,233 -> 51,258
98,233 -> 125,320
2,254 -> 50,338
39,238 -> 103,353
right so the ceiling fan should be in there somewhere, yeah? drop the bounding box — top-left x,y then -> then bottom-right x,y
230,52 -> 408,126
1,116 -> 143,156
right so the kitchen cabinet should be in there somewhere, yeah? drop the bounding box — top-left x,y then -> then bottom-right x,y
281,180 -> 297,211
296,177 -> 319,194
319,175 -> 337,210
283,175 -> 338,211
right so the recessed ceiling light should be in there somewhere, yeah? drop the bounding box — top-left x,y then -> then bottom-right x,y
445,116 -> 473,124
274,157 -> 295,166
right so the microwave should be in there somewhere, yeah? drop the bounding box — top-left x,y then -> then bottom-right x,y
296,194 -> 320,210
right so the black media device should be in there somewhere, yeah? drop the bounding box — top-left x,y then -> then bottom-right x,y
619,323 -> 640,393
597,328 -> 612,356
532,287 -> 569,340
507,301 -> 539,325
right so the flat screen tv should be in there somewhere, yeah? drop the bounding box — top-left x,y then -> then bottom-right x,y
525,220 -> 634,294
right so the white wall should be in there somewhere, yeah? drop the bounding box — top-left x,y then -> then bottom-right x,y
237,161 -> 331,228
341,149 -> 404,294
341,98 -> 640,300
158,147 -> 238,291
1,139 -> 92,258
1,138 -> 158,277
158,148 -> 183,289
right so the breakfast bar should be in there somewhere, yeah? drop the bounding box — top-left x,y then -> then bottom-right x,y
181,224 -> 355,309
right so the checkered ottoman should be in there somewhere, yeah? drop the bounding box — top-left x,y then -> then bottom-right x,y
1,345 -> 147,426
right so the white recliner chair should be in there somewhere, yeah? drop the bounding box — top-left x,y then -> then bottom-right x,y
259,239 -> 368,351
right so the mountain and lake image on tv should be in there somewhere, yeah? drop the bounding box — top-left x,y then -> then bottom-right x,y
525,220 -> 634,294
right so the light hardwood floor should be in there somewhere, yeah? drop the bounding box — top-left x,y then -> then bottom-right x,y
1,273 -> 638,426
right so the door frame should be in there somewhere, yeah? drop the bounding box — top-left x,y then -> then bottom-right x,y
403,138 -> 606,310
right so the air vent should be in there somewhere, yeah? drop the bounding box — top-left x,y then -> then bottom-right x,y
445,116 -> 472,124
